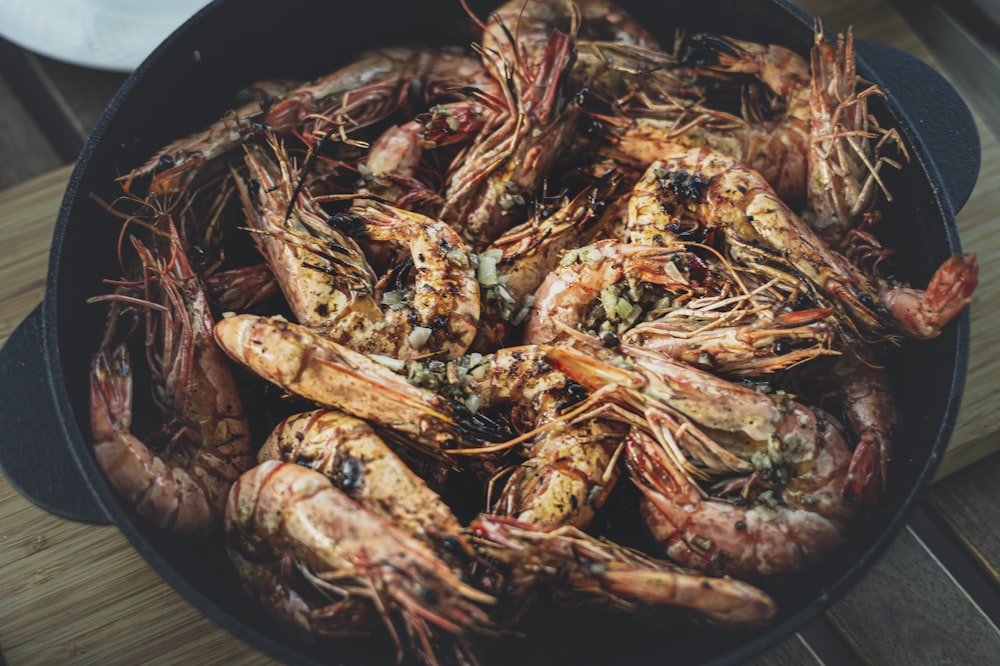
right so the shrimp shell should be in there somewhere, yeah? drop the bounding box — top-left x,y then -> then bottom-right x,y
225,461 -> 496,663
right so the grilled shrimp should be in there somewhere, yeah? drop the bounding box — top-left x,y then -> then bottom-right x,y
805,27 -> 904,246
121,79 -> 300,196
544,342 -> 859,577
240,138 -> 481,359
473,168 -> 630,351
622,304 -> 839,377
627,145 -> 964,341
127,47 -> 494,196
329,201 -> 481,359
90,227 -> 254,537
225,461 -> 496,665
625,424 -> 855,578
483,354 -> 627,530
523,239 -> 720,345
407,345 -> 626,530
687,30 -> 812,199
832,351 -> 903,508
258,409 -> 476,561
440,0 -> 582,249
356,97 -> 504,214
877,252 -> 979,341
593,31 -> 811,202
238,138 -> 379,332
469,515 -> 777,628
525,236 -> 837,375
213,314 -> 510,455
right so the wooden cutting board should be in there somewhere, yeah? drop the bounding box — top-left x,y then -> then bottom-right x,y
0,1 -> 997,663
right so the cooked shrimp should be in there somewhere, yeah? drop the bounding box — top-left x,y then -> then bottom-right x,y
213,314 -> 510,456
472,168 -> 630,351
329,200 -> 481,359
831,351 -> 903,508
355,97 -> 501,213
90,227 -> 254,537
126,47 -> 495,196
406,344 -> 626,529
258,409 -> 476,561
626,145 -> 910,341
543,342 -> 859,577
440,0 -> 582,249
120,79 -> 299,196
805,27 -> 905,246
225,461 -> 496,665
623,305 -> 839,377
238,137 -> 379,335
523,239 -> 718,345
469,515 -> 777,628
626,423 -> 856,578
878,252 -> 979,340
240,138 -> 481,359
593,31 -> 811,201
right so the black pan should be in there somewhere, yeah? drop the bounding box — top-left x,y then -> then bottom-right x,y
0,0 -> 978,663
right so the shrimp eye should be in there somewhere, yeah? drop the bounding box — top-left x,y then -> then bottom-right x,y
328,213 -> 368,239
187,245 -> 209,268
773,341 -> 791,355
793,294 -> 812,310
259,95 -> 277,111
583,116 -> 607,137
157,154 -> 175,170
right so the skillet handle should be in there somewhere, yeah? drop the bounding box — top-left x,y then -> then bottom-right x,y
0,304 -> 110,524
854,39 -> 981,217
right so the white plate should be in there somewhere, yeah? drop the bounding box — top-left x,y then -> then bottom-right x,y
0,0 -> 211,72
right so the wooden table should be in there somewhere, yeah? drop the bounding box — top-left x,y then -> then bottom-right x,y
2,1 -> 999,664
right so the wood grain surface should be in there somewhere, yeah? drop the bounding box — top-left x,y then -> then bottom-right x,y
827,526 -> 1000,664
928,453 -> 1000,584
1,1 -> 998,664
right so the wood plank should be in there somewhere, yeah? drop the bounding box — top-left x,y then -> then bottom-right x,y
826,526 -> 1000,664
0,472 -> 275,665
0,166 -> 70,342
927,451 -> 1000,585
745,634 -> 822,666
25,51 -> 129,146
0,72 -> 62,189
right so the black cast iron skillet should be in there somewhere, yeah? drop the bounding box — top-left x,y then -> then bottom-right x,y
0,0 -> 979,663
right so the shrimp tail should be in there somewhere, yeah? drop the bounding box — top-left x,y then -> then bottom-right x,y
468,514 -> 777,628
879,253 -> 978,340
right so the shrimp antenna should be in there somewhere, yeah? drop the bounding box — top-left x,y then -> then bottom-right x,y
460,0 -> 488,33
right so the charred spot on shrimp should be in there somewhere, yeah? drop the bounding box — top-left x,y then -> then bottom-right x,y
654,168 -> 713,202
558,380 -> 590,409
339,456 -> 365,492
